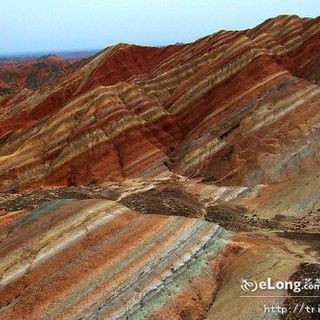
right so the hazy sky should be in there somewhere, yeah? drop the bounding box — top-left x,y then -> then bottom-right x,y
1,0 -> 319,55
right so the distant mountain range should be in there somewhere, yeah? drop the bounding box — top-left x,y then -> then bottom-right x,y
0,51 -> 96,94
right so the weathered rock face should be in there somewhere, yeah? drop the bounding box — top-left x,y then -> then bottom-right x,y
0,15 -> 320,192
0,198 -> 234,320
0,176 -> 319,320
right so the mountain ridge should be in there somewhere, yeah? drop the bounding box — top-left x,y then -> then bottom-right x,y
1,14 -> 319,192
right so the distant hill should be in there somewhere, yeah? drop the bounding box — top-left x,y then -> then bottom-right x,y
0,52 -> 93,93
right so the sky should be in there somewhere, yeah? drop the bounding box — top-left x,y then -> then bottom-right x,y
1,0 -> 319,56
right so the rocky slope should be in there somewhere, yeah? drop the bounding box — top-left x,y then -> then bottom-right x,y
0,197 -> 232,319
0,14 -> 320,320
0,176 -> 319,319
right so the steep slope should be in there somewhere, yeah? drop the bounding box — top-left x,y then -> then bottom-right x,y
0,198 -> 235,319
0,176 -> 319,320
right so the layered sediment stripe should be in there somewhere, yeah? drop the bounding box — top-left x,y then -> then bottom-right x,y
183,181 -> 262,204
48,214 -> 216,318
0,83 -> 174,190
173,74 -> 320,181
150,31 -> 239,77
0,199 -> 229,320
188,70 -> 291,137
0,200 -> 127,286
247,85 -> 320,134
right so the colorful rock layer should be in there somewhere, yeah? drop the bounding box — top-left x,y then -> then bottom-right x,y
1,15 -> 320,191
0,199 -> 231,320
